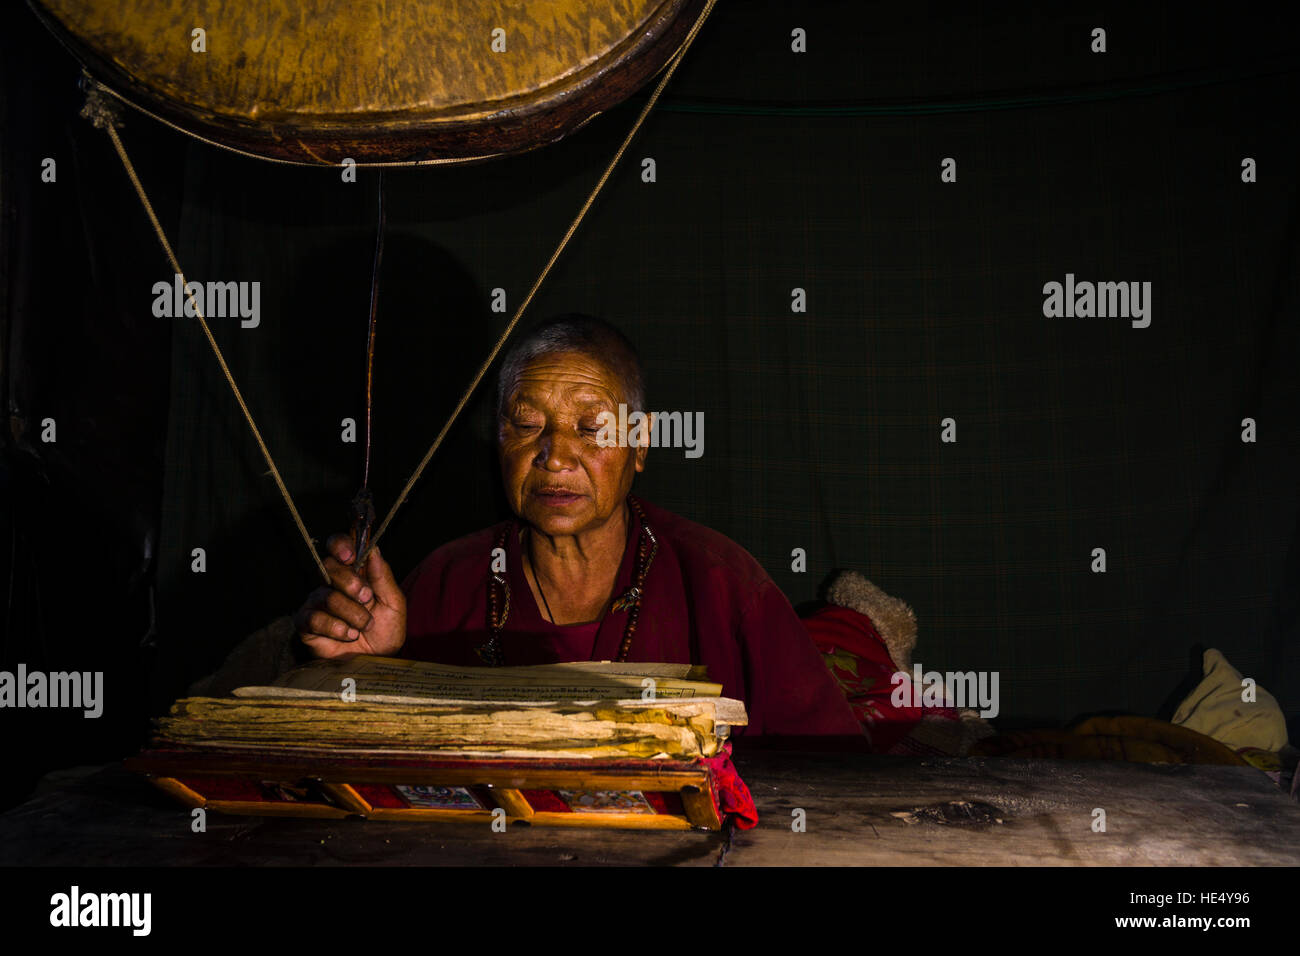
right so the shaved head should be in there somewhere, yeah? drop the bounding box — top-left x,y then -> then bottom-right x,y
496,314 -> 645,417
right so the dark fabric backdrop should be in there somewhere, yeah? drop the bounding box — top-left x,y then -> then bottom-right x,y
4,2 -> 1298,804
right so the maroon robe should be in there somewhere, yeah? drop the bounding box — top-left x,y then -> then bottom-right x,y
400,497 -> 866,745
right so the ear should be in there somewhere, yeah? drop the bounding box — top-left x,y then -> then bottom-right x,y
634,413 -> 652,472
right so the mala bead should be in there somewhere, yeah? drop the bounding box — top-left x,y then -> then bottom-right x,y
477,497 -> 658,666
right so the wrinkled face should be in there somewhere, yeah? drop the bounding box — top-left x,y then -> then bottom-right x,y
499,350 -> 646,537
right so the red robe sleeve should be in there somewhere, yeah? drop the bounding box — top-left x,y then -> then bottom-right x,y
734,579 -> 867,747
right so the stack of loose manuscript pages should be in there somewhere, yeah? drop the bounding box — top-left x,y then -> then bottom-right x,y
132,656 -> 759,830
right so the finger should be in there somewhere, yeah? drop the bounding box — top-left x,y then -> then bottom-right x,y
301,632 -> 356,659
363,546 -> 402,608
323,555 -> 373,604
300,607 -> 363,643
292,588 -> 335,634
297,582 -> 366,629
325,533 -> 354,564
323,589 -> 373,631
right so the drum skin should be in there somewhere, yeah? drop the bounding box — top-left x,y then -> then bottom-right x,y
29,0 -> 706,164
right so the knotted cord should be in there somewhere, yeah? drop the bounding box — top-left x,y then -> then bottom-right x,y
348,172 -> 385,579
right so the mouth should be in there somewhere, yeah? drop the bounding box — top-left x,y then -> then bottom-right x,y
531,487 -> 585,507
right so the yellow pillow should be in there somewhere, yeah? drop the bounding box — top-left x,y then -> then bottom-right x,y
1172,649 -> 1287,752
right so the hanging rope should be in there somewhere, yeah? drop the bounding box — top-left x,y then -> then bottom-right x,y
80,78 -> 330,583
78,0 -> 717,576
370,0 -> 718,548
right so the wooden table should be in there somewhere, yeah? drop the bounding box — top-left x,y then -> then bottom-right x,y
3,753 -> 1298,866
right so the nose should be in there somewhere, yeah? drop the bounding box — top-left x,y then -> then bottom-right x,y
534,424 -> 582,471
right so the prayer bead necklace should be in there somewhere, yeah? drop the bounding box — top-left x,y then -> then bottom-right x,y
477,497 -> 658,666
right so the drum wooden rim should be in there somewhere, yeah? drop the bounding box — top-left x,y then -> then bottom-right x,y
30,0 -> 707,165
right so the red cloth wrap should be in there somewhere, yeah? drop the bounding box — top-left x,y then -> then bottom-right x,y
802,603 -> 962,754
703,741 -> 758,829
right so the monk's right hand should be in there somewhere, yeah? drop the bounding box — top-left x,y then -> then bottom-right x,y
294,534 -> 406,658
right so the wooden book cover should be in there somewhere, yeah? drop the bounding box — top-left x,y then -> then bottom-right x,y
130,657 -> 757,830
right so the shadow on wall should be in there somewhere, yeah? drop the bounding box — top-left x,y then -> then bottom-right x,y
152,230 -> 506,710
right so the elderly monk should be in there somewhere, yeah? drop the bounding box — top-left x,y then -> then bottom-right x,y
294,315 -> 864,743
